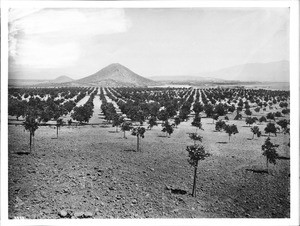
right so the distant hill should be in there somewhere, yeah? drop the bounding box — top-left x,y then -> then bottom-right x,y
9,76 -> 74,87
8,79 -> 48,87
75,63 -> 158,87
149,75 -> 225,82
150,61 -> 289,83
208,60 -> 289,82
52,75 -> 74,83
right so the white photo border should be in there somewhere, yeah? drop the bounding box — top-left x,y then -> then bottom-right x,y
1,1 -> 299,226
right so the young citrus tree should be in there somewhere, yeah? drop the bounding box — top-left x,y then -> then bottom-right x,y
234,112 -> 242,120
245,117 -> 255,127
251,126 -> 261,139
261,137 -> 279,172
264,122 -> 278,137
161,120 -> 174,137
224,124 -> 239,142
259,116 -> 267,124
244,109 -> 252,116
174,116 -> 181,128
23,114 -> 39,153
112,114 -> 124,132
277,119 -> 289,133
121,121 -> 132,139
148,116 -> 158,130
189,133 -> 203,145
215,120 -> 226,131
186,144 -> 210,197
191,115 -> 203,132
212,114 -> 219,124
131,126 -> 146,151
56,118 -> 64,138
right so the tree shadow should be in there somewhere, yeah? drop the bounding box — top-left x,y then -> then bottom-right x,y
123,149 -> 136,152
165,185 -> 187,195
245,168 -> 269,174
14,151 -> 30,155
157,135 -> 168,138
99,125 -> 110,128
277,156 -> 290,160
247,138 -> 253,140
171,188 -> 187,195
108,131 -> 119,133
216,141 -> 228,144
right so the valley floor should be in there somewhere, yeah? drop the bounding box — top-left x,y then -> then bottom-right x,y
8,114 -> 290,219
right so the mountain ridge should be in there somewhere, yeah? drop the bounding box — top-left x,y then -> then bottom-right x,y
149,61 -> 289,82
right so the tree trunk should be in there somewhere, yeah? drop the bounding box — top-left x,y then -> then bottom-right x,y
266,158 -> 269,172
228,135 -> 231,142
29,132 -> 32,153
57,126 -> 59,138
116,126 -> 118,132
137,136 -> 140,152
123,131 -> 126,138
252,133 -> 255,139
192,162 -> 198,197
33,135 -> 35,152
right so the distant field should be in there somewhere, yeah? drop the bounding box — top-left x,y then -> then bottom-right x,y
243,82 -> 289,91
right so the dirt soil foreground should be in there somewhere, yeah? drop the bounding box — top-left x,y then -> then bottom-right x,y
8,116 -> 290,219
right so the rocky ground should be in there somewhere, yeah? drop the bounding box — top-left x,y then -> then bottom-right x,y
8,109 -> 290,219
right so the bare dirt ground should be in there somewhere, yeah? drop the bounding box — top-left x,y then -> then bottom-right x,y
8,107 -> 290,219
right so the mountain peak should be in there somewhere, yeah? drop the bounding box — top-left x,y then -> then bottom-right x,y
53,75 -> 74,83
75,63 -> 158,87
108,63 -> 123,67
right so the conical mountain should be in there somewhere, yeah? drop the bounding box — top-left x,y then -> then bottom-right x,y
53,75 -> 74,83
76,63 -> 158,87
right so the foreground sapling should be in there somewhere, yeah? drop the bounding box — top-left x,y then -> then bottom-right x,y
23,114 -> 39,153
131,126 -> 146,151
186,144 -> 210,197
261,137 -> 279,172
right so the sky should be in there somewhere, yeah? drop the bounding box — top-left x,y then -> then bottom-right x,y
8,8 -> 289,80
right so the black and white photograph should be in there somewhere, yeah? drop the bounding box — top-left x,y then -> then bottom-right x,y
1,1 -> 299,226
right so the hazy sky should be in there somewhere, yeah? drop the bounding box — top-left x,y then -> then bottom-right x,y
9,8 -> 289,80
